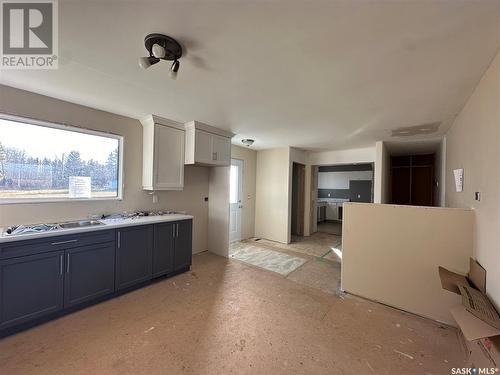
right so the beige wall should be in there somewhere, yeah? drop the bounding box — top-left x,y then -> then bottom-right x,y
0,85 -> 209,254
445,49 -> 500,309
231,145 -> 256,240
255,148 -> 290,243
207,166 -> 230,257
342,203 -> 473,325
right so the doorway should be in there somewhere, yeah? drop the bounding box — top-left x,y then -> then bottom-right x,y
229,158 -> 243,243
291,162 -> 306,237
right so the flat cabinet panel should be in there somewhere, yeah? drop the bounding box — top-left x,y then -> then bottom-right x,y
153,222 -> 174,277
155,124 -> 185,189
212,134 -> 231,166
184,121 -> 233,166
174,220 -> 192,270
116,226 -> 153,290
0,251 -> 64,329
64,243 -> 115,308
194,130 -> 213,164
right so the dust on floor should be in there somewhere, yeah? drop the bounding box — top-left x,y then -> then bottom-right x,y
0,252 -> 464,375
230,233 -> 342,295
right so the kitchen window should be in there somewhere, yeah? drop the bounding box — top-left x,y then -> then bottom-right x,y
0,114 -> 123,203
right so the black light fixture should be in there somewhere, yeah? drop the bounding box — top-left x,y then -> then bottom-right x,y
139,33 -> 183,78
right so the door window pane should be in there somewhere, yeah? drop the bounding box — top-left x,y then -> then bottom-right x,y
229,165 -> 239,204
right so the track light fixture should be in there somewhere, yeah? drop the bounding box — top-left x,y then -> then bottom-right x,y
139,33 -> 183,78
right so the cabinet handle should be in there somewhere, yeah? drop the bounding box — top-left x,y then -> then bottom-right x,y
172,224 -> 175,238
51,239 -> 77,246
117,231 -> 121,248
66,253 -> 70,273
59,254 -> 63,276
176,223 -> 179,237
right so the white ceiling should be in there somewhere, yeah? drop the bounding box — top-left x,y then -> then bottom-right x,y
2,0 -> 500,150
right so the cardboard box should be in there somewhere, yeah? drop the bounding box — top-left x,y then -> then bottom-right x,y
439,258 -> 500,367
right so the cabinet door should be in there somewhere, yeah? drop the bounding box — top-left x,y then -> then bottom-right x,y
64,243 -> 115,308
0,251 -> 64,329
153,222 -> 174,277
174,220 -> 192,271
211,134 -> 231,166
116,226 -> 153,290
194,130 -> 214,164
154,124 -> 184,189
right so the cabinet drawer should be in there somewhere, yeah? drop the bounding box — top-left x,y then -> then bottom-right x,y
0,230 -> 115,260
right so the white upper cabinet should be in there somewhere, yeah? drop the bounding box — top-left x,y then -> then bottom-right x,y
141,115 -> 185,190
185,121 -> 234,166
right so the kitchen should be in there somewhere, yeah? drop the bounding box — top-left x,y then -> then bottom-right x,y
316,164 -> 374,235
0,103 -> 234,337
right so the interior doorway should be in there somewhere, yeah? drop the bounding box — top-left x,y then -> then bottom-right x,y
314,163 -> 374,236
291,162 -> 306,237
229,158 -> 243,243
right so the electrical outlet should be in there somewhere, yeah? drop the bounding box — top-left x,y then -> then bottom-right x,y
475,192 -> 481,202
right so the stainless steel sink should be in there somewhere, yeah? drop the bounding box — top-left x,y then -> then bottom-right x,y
58,220 -> 104,229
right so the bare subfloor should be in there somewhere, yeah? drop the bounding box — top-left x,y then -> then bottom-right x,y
0,252 -> 463,375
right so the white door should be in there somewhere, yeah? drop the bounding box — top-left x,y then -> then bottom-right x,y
229,159 -> 243,242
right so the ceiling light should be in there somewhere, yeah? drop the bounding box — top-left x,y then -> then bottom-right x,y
139,33 -> 183,79
138,56 -> 160,69
169,60 -> 180,79
241,139 -> 255,147
152,43 -> 166,59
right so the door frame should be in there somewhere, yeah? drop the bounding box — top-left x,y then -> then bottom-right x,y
229,158 -> 244,243
291,162 -> 306,237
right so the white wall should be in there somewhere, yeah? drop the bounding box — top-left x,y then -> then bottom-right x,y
342,203 -> 473,325
231,145 -> 257,240
255,148 -> 290,243
309,146 -> 376,166
0,85 -> 210,253
445,49 -> 500,309
374,141 -> 390,204
318,171 -> 373,189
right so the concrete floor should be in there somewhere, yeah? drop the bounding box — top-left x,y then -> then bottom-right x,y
231,234 -> 341,295
0,252 -> 464,375
317,221 -> 343,236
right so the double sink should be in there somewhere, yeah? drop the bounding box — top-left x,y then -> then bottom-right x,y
58,220 -> 104,229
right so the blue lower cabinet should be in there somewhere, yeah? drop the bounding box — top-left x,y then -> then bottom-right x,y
174,220 -> 192,270
0,220 -> 192,336
63,242 -> 115,308
115,225 -> 154,290
153,222 -> 175,277
0,250 -> 64,329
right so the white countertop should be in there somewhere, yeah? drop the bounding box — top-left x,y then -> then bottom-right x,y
0,214 -> 194,243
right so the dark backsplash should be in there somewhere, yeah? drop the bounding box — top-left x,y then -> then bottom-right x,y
317,189 -> 351,199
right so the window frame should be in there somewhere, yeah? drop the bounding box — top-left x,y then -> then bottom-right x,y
0,113 -> 124,205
